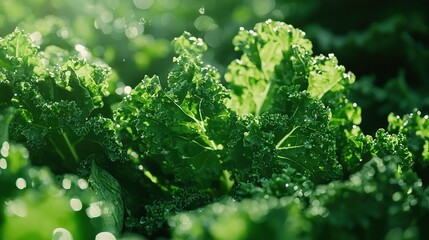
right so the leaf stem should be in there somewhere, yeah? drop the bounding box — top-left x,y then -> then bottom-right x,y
255,70 -> 272,117
277,155 -> 309,173
49,137 -> 66,161
221,170 -> 234,191
62,132 -> 79,163
275,126 -> 300,149
276,145 -> 304,150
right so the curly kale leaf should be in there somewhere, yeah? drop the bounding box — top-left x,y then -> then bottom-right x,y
224,20 -> 364,183
1,109 -> 98,239
0,29 -> 125,172
372,129 -> 413,168
309,155 -> 429,239
336,126 -> 412,177
233,163 -> 314,202
335,125 -> 373,176
0,30 -> 109,115
227,92 -> 342,184
113,34 -> 234,236
115,32 -> 230,187
138,187 -> 211,236
225,20 -> 355,121
388,110 -> 429,185
388,110 -> 429,167
170,197 -> 311,240
271,91 -> 341,182
225,20 -> 312,116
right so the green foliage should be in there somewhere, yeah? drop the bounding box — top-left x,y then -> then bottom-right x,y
225,20 -> 312,116
115,33 -> 230,188
233,163 -> 314,201
170,197 -> 312,240
388,110 -> 429,185
0,29 -> 126,173
0,109 -> 95,239
169,156 -> 429,240
1,16 -> 429,240
388,110 -> 429,166
89,159 -> 124,235
140,187 -> 211,235
309,156 -> 429,239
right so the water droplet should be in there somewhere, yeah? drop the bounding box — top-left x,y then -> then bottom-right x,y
101,11 -> 113,23
78,179 -> 88,189
113,17 -> 127,30
86,202 -> 102,218
392,192 -> 402,202
1,141 -> 10,157
124,86 -> 132,95
304,142 -> 312,149
70,198 -> 83,211
199,6 -> 205,14
0,158 -> 7,169
133,0 -> 154,10
74,44 -> 90,59
5,199 -> 27,217
62,178 -> 72,189
29,32 -> 42,45
16,178 -> 27,189
96,232 -> 116,240
125,20 -> 144,38
52,228 -> 73,240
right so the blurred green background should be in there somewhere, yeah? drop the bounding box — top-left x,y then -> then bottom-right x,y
0,0 -> 428,138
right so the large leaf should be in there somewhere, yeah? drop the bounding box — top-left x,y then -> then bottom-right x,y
225,20 -> 312,116
89,160 -> 124,235
115,33 -> 230,187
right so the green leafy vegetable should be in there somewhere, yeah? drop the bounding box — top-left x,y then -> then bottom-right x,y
89,159 -> 124,235
0,29 -> 126,173
1,19 -> 429,240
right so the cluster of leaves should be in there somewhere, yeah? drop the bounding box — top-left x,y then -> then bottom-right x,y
1,19 -> 429,240
0,0 -> 298,86
2,1 -> 427,129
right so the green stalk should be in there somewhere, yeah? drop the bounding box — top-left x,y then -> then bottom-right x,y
62,132 -> 79,163
49,137 -> 66,161
275,126 -> 300,149
221,170 -> 234,192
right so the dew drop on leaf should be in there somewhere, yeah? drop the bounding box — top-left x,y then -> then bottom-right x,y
95,232 -> 116,240
199,6 -> 205,14
70,198 -> 83,211
15,178 -> 27,189
62,178 -> 72,189
52,228 -> 73,240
